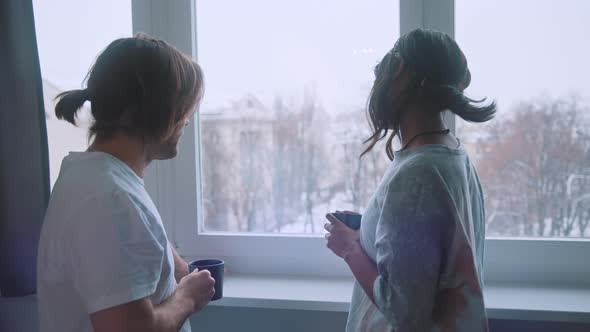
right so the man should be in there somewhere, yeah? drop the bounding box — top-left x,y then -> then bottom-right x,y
37,34 -> 213,332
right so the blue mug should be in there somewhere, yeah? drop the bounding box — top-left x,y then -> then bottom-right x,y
188,259 -> 224,301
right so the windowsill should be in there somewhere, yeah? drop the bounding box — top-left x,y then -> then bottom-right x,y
210,274 -> 590,323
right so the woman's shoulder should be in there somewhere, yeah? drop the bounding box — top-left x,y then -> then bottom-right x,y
387,145 -> 471,189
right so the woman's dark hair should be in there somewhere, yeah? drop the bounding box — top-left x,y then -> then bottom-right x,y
55,33 -> 204,142
362,28 -> 496,160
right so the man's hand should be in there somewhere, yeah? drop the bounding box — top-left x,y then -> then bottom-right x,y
176,269 -> 216,313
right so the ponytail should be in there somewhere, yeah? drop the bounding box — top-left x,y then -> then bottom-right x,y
422,82 -> 496,123
54,89 -> 89,125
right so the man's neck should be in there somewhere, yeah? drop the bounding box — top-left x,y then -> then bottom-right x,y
87,134 -> 151,178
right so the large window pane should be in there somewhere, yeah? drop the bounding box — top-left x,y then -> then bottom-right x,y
197,0 -> 399,233
33,0 -> 132,187
456,0 -> 590,238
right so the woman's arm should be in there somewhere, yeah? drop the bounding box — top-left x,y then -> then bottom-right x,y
343,241 -> 379,304
324,214 -> 379,303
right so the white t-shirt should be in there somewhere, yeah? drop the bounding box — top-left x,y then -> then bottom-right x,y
37,152 -> 191,332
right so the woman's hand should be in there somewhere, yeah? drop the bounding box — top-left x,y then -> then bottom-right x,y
324,213 -> 361,259
325,211 -> 378,303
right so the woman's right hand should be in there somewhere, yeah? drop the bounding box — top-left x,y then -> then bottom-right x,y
176,269 -> 216,313
325,214 -> 361,260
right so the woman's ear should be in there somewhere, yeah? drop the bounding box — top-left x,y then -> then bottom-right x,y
389,58 -> 417,99
392,57 -> 406,80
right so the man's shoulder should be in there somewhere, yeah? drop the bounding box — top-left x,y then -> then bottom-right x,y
49,178 -> 154,228
56,153 -> 150,205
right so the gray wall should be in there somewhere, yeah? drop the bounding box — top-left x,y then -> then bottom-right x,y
2,296 -> 590,332
191,307 -> 590,332
0,296 -> 38,332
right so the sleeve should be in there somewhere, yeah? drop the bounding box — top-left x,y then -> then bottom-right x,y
372,167 -> 453,331
65,190 -> 166,314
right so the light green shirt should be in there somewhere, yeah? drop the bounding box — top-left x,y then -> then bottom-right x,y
347,145 -> 487,332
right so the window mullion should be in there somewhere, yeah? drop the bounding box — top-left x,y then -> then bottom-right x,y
403,0 -> 456,133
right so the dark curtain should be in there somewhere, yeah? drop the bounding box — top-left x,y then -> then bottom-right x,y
0,0 -> 50,297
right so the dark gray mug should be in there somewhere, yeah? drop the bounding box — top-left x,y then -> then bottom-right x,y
188,259 -> 224,301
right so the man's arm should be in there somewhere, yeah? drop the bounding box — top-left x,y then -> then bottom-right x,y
90,269 -> 215,332
90,294 -> 191,332
170,242 -> 189,283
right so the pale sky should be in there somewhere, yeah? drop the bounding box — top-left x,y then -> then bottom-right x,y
456,0 -> 590,111
33,0 -> 589,114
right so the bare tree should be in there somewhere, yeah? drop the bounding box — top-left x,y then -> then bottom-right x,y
270,93 -> 330,233
333,109 -> 390,212
270,99 -> 301,232
470,97 -> 590,237
200,126 -> 232,231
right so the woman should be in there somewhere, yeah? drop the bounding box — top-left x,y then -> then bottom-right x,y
325,28 -> 495,331
37,34 -> 215,332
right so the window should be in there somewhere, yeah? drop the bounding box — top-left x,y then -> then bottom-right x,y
131,0 -> 587,283
455,0 -> 590,238
196,0 -> 399,234
33,0 -> 132,187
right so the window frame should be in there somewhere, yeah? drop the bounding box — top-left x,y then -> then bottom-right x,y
133,0 -> 590,285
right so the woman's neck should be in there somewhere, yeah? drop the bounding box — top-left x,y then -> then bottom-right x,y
398,105 -> 452,149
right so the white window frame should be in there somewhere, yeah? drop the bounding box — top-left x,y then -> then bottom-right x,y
132,0 -> 590,285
